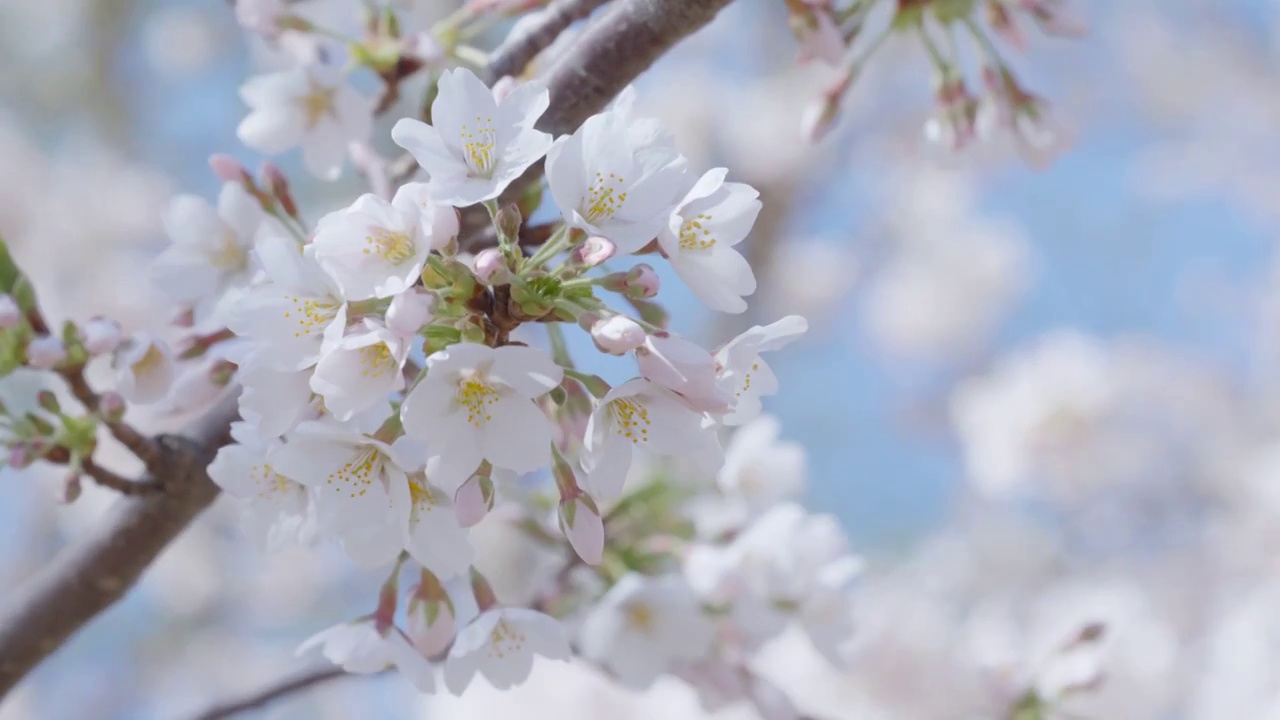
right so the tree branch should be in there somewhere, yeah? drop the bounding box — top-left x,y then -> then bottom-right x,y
190,667 -> 364,720
482,0 -> 613,85
0,393 -> 238,699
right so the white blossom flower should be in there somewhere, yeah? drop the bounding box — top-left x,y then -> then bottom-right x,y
226,234 -> 346,371
151,183 -> 264,324
582,378 -> 723,501
400,343 -> 563,493
272,419 -> 419,560
718,414 -> 806,513
114,333 -> 176,404
236,353 -> 316,439
579,573 -> 715,689
298,620 -> 436,692
636,333 -> 732,413
391,68 -> 552,207
545,90 -> 689,253
389,470 -> 474,579
656,168 -> 760,314
444,607 -> 570,693
207,421 -> 311,548
714,315 -> 808,426
311,188 -> 448,301
237,62 -> 374,181
310,321 -> 408,421
386,288 -> 438,339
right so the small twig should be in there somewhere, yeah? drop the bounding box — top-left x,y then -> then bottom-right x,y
190,667 -> 365,720
80,457 -> 160,496
58,366 -> 163,470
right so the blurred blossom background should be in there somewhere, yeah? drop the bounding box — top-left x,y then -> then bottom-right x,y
3,0 -> 1280,718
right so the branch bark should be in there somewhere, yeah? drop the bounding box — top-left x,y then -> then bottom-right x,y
0,393 -> 238,699
190,666 -> 361,720
481,0 -> 612,85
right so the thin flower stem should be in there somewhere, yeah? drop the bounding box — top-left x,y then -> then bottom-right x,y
917,24 -> 951,75
81,458 -> 161,496
526,225 -> 571,268
962,16 -> 1009,72
546,323 -> 573,368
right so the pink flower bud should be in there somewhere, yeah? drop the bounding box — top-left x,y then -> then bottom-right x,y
114,333 -> 175,404
454,473 -> 494,528
208,154 -> 250,184
558,493 -> 604,566
7,444 -> 31,469
407,581 -> 456,657
591,315 -> 646,355
473,248 -> 506,284
625,263 -> 660,299
60,474 -> 82,504
386,289 -> 437,338
26,336 -> 67,369
98,391 -> 126,422
0,294 -> 21,328
576,236 -> 616,267
80,316 -> 123,355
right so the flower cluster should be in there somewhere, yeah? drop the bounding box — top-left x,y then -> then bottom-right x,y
93,57 -> 846,706
791,0 -> 1084,167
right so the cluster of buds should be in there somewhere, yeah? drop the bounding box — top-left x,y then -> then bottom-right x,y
793,0 -> 1083,167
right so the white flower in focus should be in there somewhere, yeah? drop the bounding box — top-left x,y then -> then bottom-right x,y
227,234 -> 346,371
582,378 -> 723,501
298,620 -> 436,692
236,353 -> 316,439
444,607 -> 570,692
546,90 -> 689,253
311,190 -> 443,301
152,183 -> 264,324
400,343 -> 563,493
579,573 -> 714,689
207,421 -> 311,548
114,333 -> 175,404
272,419 -> 419,564
656,168 -> 760,313
310,321 -> 408,421
389,471 -> 474,579
714,315 -> 807,426
391,68 -> 552,207
238,62 -> 374,181
636,333 -> 731,413
386,287 -> 438,339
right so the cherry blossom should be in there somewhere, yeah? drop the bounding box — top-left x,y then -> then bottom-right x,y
399,343 -> 563,493
113,333 -> 176,404
207,421 -> 310,548
582,378 -> 722,501
298,620 -> 436,692
636,333 -> 732,413
444,607 -> 571,693
391,68 -> 552,207
545,90 -> 689,253
714,315 -> 808,425
579,573 -> 714,689
309,321 -> 408,421
238,62 -> 374,181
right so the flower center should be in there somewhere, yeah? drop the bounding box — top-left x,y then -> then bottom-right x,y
283,295 -> 340,338
364,227 -> 415,264
325,446 -> 381,498
209,230 -> 248,271
461,116 -> 498,176
299,81 -> 337,128
609,398 -> 651,445
251,463 -> 295,498
582,172 -> 628,224
487,618 -> 526,659
623,602 -> 655,634
408,477 -> 437,509
735,361 -> 760,397
360,343 -> 395,379
456,375 -> 500,427
131,344 -> 166,376
678,212 -> 716,251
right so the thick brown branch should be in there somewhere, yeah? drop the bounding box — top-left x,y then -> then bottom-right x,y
0,393 -> 238,699
190,667 -> 363,720
482,0 -> 613,84
80,457 -> 161,496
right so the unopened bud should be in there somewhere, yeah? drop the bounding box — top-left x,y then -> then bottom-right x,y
590,315 -> 646,355
454,473 -> 495,528
386,289 -> 436,338
7,444 -> 31,469
0,294 -> 21,328
407,570 -> 457,657
60,473 -> 82,504
80,316 -> 123,355
374,570 -> 400,636
26,336 -> 66,369
473,248 -> 506,284
469,567 -> 498,612
558,492 -> 604,565
36,390 -> 60,414
801,70 -> 854,144
261,162 -> 299,219
208,154 -> 251,184
98,392 -> 126,422
575,236 -> 616,267
624,264 -> 660,299
495,203 -> 522,242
